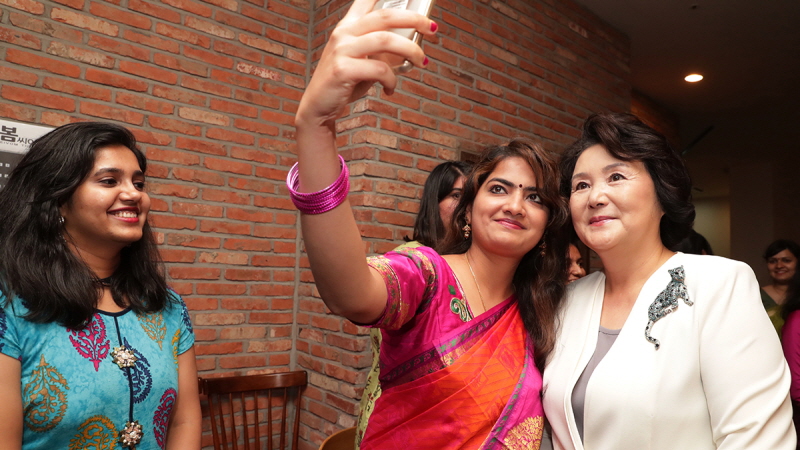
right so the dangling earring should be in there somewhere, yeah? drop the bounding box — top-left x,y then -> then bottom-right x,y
462,223 -> 471,239
539,234 -> 547,257
59,216 -> 65,226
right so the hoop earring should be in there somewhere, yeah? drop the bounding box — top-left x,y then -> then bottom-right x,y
462,223 -> 471,239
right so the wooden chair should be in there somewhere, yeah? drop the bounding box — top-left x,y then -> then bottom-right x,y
319,427 -> 356,450
202,371 -> 308,450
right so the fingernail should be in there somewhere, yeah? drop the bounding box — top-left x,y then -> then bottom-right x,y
430,21 -> 438,32
423,57 -> 429,66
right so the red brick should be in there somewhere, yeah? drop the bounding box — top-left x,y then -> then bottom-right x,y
130,0 -> 181,23
152,85 -> 205,106
193,312 -> 246,326
219,356 -> 266,369
206,128 -> 255,146
209,99 -> 258,119
226,207 -> 271,223
215,10 -> 261,34
156,23 -> 209,47
80,101 -> 145,125
250,312 -> 292,324
6,48 -> 80,77
241,4 -> 285,28
169,266 -> 220,280
175,137 -> 227,156
266,0 -> 307,22
161,0 -> 211,17
212,40 -> 261,63
195,282 -> 247,295
46,42 -> 113,68
172,202 -> 223,217
181,76 -> 231,97
201,189 -> 250,205
172,168 -> 225,186
2,85 -> 75,112
0,102 -> 36,122
184,46 -> 234,69
147,181 -> 199,198
222,238 -> 271,252
116,92 -> 173,115
43,77 -> 112,101
152,53 -> 207,77
209,69 -> 260,90
119,60 -> 177,84
9,12 -> 82,42
167,234 -> 221,249
195,342 -> 243,356
149,117 -> 202,136
224,269 -> 270,282
0,25 -> 41,49
160,249 -> 196,263
1,0 -> 45,14
51,7 -> 118,36
199,220 -> 251,236
0,65 -> 38,86
89,2 -> 151,29
124,31 -> 178,55
86,68 -> 149,92
234,90 -> 280,109
149,214 -> 196,229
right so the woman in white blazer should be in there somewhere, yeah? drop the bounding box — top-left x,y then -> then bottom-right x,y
542,113 -> 795,450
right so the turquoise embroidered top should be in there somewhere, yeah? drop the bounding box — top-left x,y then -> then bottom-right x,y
0,290 -> 194,450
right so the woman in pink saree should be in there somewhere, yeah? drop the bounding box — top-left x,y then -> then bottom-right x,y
291,1 -> 568,448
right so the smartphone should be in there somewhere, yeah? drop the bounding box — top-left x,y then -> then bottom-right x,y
370,0 -> 436,73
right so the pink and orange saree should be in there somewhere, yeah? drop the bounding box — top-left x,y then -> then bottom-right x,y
361,246 -> 544,450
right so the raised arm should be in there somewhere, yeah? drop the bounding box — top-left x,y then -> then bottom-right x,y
293,0 -> 436,324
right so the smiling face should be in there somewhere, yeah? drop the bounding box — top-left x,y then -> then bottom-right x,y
569,144 -> 664,255
767,249 -> 798,284
467,156 -> 549,259
438,175 -> 465,227
60,144 -> 150,254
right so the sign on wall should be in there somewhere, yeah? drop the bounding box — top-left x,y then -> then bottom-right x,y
0,119 -> 53,191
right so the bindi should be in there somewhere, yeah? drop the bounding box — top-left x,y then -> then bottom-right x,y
519,184 -> 523,188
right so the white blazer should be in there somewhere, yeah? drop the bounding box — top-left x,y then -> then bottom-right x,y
543,253 -> 795,450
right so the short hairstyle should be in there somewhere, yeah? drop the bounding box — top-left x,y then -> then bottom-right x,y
763,239 -> 800,260
0,122 -> 170,329
440,138 -> 569,371
560,113 -> 695,248
409,160 -> 472,248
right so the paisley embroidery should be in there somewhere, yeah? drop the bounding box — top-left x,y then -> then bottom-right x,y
68,415 -> 118,450
123,338 -> 152,404
171,329 -> 180,365
139,312 -> 166,349
449,284 -> 471,322
153,388 -> 177,449
180,302 -> 193,334
645,266 -> 692,349
23,355 -> 69,432
0,308 -> 6,352
504,416 -> 543,450
69,313 -> 110,371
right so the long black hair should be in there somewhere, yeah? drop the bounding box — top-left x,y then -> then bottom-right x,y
0,122 -> 170,329
439,139 -> 569,371
407,160 -> 471,248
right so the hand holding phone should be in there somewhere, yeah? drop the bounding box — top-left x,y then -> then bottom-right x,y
369,0 -> 436,73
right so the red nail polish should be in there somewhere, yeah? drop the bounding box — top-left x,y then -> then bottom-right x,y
430,22 -> 438,32
423,57 -> 429,66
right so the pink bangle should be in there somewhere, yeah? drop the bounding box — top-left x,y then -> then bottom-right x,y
286,155 -> 350,215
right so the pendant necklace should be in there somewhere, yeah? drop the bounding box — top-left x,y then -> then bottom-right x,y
465,253 -> 488,314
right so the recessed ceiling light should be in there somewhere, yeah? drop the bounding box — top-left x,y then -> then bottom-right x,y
685,74 -> 704,82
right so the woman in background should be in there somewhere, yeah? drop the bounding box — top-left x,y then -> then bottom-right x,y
0,122 -> 200,450
762,239 -> 800,334
543,113 -> 793,449
781,268 -> 800,448
356,159 -> 471,446
567,238 -> 587,283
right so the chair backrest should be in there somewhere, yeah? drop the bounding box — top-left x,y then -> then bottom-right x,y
203,371 -> 308,450
319,427 -> 356,450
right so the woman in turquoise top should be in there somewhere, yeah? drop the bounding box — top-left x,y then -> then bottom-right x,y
0,122 -> 201,449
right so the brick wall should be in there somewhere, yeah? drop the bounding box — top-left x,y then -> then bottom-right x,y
0,0 -> 675,448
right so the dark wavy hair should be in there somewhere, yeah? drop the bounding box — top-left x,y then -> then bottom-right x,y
764,239 -> 800,261
560,113 -> 695,248
0,122 -> 170,329
406,160 -> 471,248
439,139 -> 569,371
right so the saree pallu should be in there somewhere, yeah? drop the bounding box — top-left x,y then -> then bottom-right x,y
360,300 -> 544,450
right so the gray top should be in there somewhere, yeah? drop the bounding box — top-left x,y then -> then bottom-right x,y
571,326 -> 620,442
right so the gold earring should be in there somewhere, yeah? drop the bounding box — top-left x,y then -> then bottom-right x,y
462,224 -> 471,239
